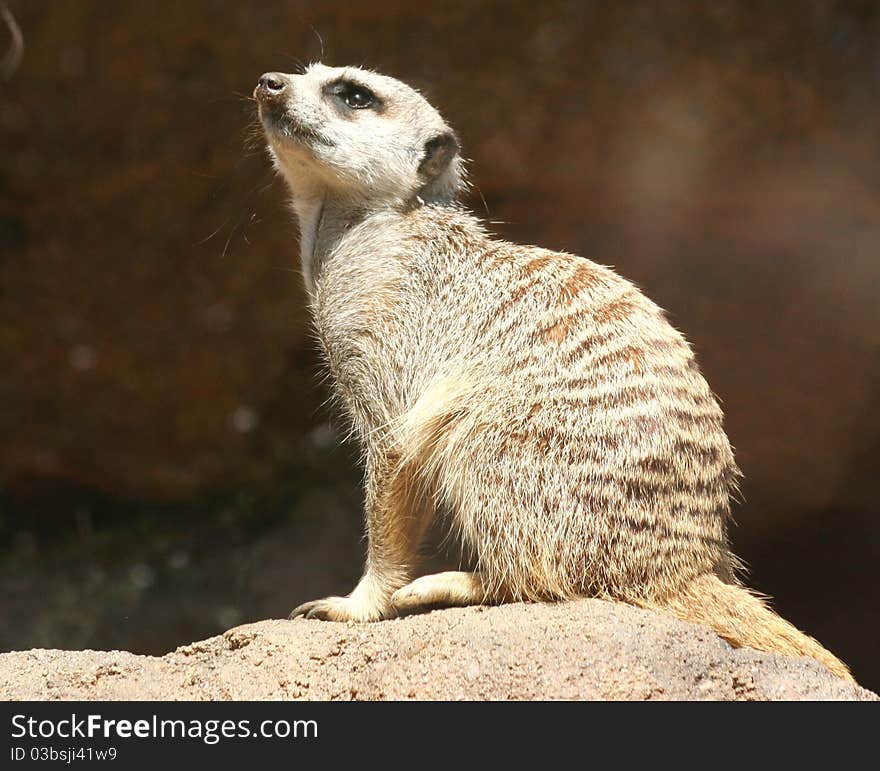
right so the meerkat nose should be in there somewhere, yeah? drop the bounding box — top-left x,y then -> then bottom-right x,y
254,72 -> 288,101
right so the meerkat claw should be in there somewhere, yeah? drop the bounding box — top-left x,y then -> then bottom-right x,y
289,598 -> 329,620
289,595 -> 387,622
289,597 -> 348,620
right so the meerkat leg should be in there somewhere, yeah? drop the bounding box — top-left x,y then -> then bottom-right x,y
390,571 -> 494,614
290,450 -> 432,622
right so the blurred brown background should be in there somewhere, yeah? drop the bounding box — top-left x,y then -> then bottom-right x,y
1,0 -> 878,689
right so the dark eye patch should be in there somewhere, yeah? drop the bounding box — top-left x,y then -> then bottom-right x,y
324,79 -> 381,111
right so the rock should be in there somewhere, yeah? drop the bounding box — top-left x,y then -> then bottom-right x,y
0,600 -> 874,701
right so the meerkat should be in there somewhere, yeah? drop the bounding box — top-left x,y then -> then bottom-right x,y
253,64 -> 853,682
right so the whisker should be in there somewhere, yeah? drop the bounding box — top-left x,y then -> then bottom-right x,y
196,220 -> 229,246
0,2 -> 24,81
309,25 -> 325,61
221,218 -> 240,258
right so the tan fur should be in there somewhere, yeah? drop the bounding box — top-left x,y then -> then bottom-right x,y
256,64 -> 854,682
638,575 -> 854,681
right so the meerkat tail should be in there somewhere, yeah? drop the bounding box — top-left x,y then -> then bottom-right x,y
645,573 -> 854,682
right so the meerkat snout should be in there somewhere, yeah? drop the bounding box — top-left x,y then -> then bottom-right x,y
254,72 -> 289,99
253,71 -> 297,131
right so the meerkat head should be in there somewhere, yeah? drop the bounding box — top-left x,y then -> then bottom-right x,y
254,63 -> 464,208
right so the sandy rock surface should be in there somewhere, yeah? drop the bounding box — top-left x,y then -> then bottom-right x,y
0,600 -> 874,701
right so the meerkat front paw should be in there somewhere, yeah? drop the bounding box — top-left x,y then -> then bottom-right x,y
289,595 -> 388,622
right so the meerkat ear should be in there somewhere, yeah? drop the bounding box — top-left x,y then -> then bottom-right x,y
418,132 -> 459,179
417,132 -> 463,202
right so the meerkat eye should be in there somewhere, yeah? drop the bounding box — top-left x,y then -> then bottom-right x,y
330,81 -> 377,110
344,86 -> 374,109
